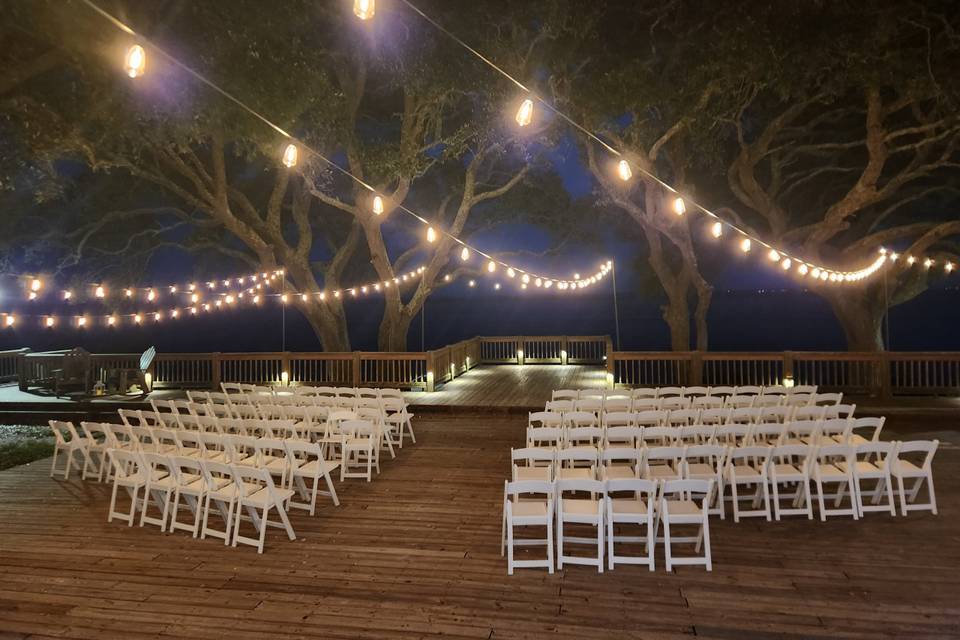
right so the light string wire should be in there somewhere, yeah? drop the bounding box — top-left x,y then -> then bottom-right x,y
76,0 -> 611,291
397,0 -> 951,283
0,265 -> 429,328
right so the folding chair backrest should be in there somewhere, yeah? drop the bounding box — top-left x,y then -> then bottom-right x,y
816,443 -> 854,465
644,445 -> 685,465
760,406 -> 792,423
604,426 -> 642,447
545,400 -> 574,413
853,440 -> 895,461
631,398 -> 659,411
693,395 -> 724,409
750,423 -> 786,446
284,438 -> 322,462
789,384 -> 817,395
639,426 -> 675,446
726,394 -> 756,409
728,445 -> 772,466
736,385 -> 763,396
563,411 -> 598,428
504,480 -> 555,502
851,416 -> 884,441
820,418 -> 852,439
666,409 -> 700,426
729,407 -> 761,424
635,410 -> 667,427
764,385 -> 788,395
379,388 -> 404,400
140,451 -> 175,482
108,448 -> 143,479
171,455 -> 205,483
552,389 -> 578,401
335,387 -> 358,398
565,426 -> 603,447
716,424 -> 752,447
824,403 -> 856,419
557,446 -> 599,468
754,394 -> 784,408
659,396 -> 688,411
81,421 -> 111,443
683,386 -> 709,398
328,410 -> 358,426
793,405 -> 826,422
48,420 -> 75,445
661,478 -> 712,501
512,447 -> 555,467
659,386 -> 683,398
683,445 -> 726,472
527,427 -> 563,447
341,419 -> 376,439
812,392 -> 843,406
699,408 -> 731,425
556,478 -> 605,497
231,465 -> 276,500
574,398 -> 603,415
602,411 -> 635,428
601,448 -> 642,468
606,478 -> 657,500
200,458 -> 234,488
678,425 -> 716,445
708,386 -> 735,398
631,388 -> 658,399
895,440 -> 938,470
602,397 -> 632,413
118,409 -> 143,428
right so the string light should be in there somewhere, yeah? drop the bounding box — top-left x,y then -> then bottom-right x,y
468,279 -> 476,287
811,268 -> 821,279
95,285 -> 105,298
507,268 -> 516,278
798,264 -> 809,276
427,227 -> 437,243
947,262 -> 955,273
77,316 -> 87,328
63,290 -> 72,300
460,247 -> 470,261
907,256 -> 917,265
711,222 -> 722,238
281,143 -> 298,168
924,258 -> 934,269
353,0 -> 375,20
672,197 -> 686,216
30,278 -> 42,292
781,258 -> 792,270
147,289 -> 156,302
515,99 -> 534,127
768,249 -> 780,262
487,260 -> 496,273
4,315 -> 15,327
494,283 -> 501,290
617,160 -> 632,181
45,316 -> 55,328
372,195 -> 384,215
124,44 -> 145,78
133,314 -> 142,324
740,238 -> 752,253
108,315 -> 116,326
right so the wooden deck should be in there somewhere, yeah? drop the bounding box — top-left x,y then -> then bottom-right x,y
0,412 -> 958,638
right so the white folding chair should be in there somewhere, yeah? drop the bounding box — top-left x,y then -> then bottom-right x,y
529,410 -> 563,429
847,441 -> 897,517
692,395 -> 724,410
749,422 -> 786,446
602,396 -> 632,413
556,446 -> 599,480
823,403 -> 856,420
657,479 -> 713,572
682,444 -> 726,519
603,425 -> 642,449
556,479 -> 606,573
231,466 -> 296,554
169,455 -> 209,537
79,421 -> 111,481
642,445 -> 685,481
106,449 -> 147,526
699,408 -> 731,425
847,416 -> 885,446
49,420 -> 90,480
666,409 -> 700,427
812,444 -> 859,520
635,410 -> 667,428
511,447 -> 555,482
545,399 -> 574,413
199,460 -> 240,545
890,440 -> 939,515
767,444 -> 814,520
605,478 -> 657,571
708,385 -> 735,398
139,452 -> 179,531
527,426 -> 564,448
284,439 -> 340,513
724,446 -> 772,522
340,419 -> 378,481
659,396 -> 688,411
501,480 -> 555,575
600,448 -> 642,480
565,426 -> 604,448
683,386 -> 709,399
562,410 -> 599,429
735,385 -> 763,396
552,389 -> 579,401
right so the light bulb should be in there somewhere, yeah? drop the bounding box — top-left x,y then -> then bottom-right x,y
521,274 -> 530,284
189,307 -> 197,314
169,285 -> 177,293
301,293 -> 308,302
63,290 -> 72,300
354,0 -> 375,19
617,160 -> 632,181
711,222 -> 722,238
494,283 -> 501,290
147,289 -> 156,301
574,272 -> 581,279
125,44 -> 145,78
811,268 -> 821,279
946,262 -> 955,273
154,312 -> 162,322
507,268 -> 516,278
171,309 -> 179,318
280,294 -> 288,303
515,98 -> 534,127
427,227 -> 437,243
672,197 -> 686,216
225,295 -> 235,304
768,249 -> 780,262
77,316 -> 87,328
28,291 -> 37,300
30,278 -> 42,292
798,264 -> 809,276
781,258 -> 792,270
372,195 -> 384,215
521,283 -> 528,290
487,260 -> 496,273
890,252 -> 899,261
253,295 -> 260,304
282,143 -> 298,168
468,280 -> 476,287
544,280 -> 553,288
535,278 -> 543,287
924,258 -> 933,269
444,274 -> 451,282
108,315 -> 117,326
460,247 -> 470,261
190,293 -> 199,303
4,315 -> 15,327
95,286 -> 105,298
820,271 -> 828,281
907,255 -> 916,265
45,316 -> 55,328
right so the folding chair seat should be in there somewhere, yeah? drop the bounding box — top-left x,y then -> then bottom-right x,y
657,479 -> 713,572
639,426 -> 675,447
552,389 -> 579,401
635,410 -> 667,428
225,435 -> 259,466
501,480 -> 555,575
677,425 -> 716,446
699,408 -> 731,425
168,456 -> 209,537
256,438 -> 291,487
890,440 -> 938,515
603,425 -> 642,449
726,394 -> 756,409
816,418 -> 852,445
642,446 -> 685,481
562,410 -> 599,429
724,446 -> 772,522
545,399 -> 574,413
823,403 -> 856,420
782,421 -> 821,447
529,410 -> 563,429
106,449 -> 148,526
511,447 -> 555,483
197,432 -> 229,462
666,409 -> 700,427
556,479 -> 606,573
139,452 -> 179,530
80,422 -> 112,481
847,417 -> 885,446
565,426 -> 604,448
842,441 -> 897,517
340,419 -> 379,481
556,446 -> 599,481
284,439 -> 340,513
605,478 -> 657,570
231,466 -> 296,554
659,396 -> 688,411
49,420 -> 90,481
812,444 -> 859,520
151,428 -> 182,456
728,407 -> 762,424
601,447 -> 643,480
749,423 -> 785,446
682,444 -> 726,519
767,444 -> 814,520
527,426 -> 563,448
692,395 -> 724,409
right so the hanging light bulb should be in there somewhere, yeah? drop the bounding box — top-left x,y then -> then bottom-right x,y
154,312 -> 162,322
372,195 -> 384,215
711,222 -> 722,238
95,286 -> 105,298
4,315 -> 15,327
768,249 -> 781,262
798,264 -> 809,276
460,247 -> 470,261
28,291 -> 37,301
617,160 -> 632,181
190,306 -> 197,315
280,294 -> 288,304
124,44 -> 145,78
45,316 -> 55,328
63,290 -> 72,301
468,280 -> 476,287
427,227 -> 437,243
820,271 -> 829,281
740,238 -> 752,253
515,98 -> 534,127
811,268 -> 821,279
169,285 -> 178,294
487,260 -> 496,273
923,258 -> 934,269
507,268 -> 516,278
30,278 -> 42,292
108,315 -> 117,326
77,316 -> 87,328
907,255 -> 917,265
781,258 -> 792,270
134,314 -> 142,324
494,283 -> 501,290
946,262 -> 955,273
890,252 -> 899,262
147,289 -> 156,302
171,309 -> 179,319
281,143 -> 298,168
521,273 -> 530,284
354,0 -> 375,20
521,283 -> 528,290
190,293 -> 199,303
535,278 -> 543,287
225,295 -> 235,304
672,197 -> 686,216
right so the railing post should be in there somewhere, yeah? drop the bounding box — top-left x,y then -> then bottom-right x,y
689,351 -> 703,386
352,351 -> 362,387
605,336 -> 615,388
561,336 -> 569,365
425,350 -> 436,392
210,352 -> 221,391
783,351 -> 794,385
879,352 -> 892,399
281,351 -> 291,386
16,350 -> 29,391
517,337 -> 525,366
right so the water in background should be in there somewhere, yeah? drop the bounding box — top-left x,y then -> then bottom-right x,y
3,286 -> 958,354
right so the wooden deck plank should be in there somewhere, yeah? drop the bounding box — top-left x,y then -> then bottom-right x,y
0,412 -> 957,638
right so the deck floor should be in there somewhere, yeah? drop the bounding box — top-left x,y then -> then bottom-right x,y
0,412 -> 958,638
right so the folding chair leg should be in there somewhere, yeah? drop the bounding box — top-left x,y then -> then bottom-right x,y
663,517 -> 673,572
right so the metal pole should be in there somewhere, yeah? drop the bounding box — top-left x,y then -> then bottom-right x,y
611,262 -> 621,350
421,300 -> 426,351
882,267 -> 891,351
281,271 -> 286,352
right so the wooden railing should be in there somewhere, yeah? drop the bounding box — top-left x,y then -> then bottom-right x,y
608,351 -> 960,397
0,348 -> 30,383
476,335 -> 609,365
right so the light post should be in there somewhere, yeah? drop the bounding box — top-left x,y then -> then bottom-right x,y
611,261 -> 621,350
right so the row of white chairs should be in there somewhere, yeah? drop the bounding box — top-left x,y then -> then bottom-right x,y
509,439 -> 939,521
158,393 -> 412,425
502,478 -> 715,574
530,405 -> 856,430
545,392 -> 843,413
220,382 -> 408,403
525,418 -> 883,450
553,385 -> 821,401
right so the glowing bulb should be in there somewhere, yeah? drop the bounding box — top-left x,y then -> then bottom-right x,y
427,227 -> 437,243
225,295 -> 235,304
907,255 -> 916,265
768,249 -> 780,262
215,300 -> 222,308
820,271 -> 828,281
535,278 -> 543,287
574,273 -> 581,279
301,293 -> 308,302
190,293 -> 199,303
515,98 -> 534,127
282,143 -> 298,168
507,268 -> 516,278
521,283 -> 528,290
350,289 -> 356,296
77,316 -> 87,328
147,289 -> 156,301
169,285 -> 177,294
740,238 -> 752,253
444,274 -> 451,282
487,260 -> 496,273
4,315 -> 15,327
63,290 -> 72,301
361,286 -> 368,294
494,283 -> 501,290
124,44 -> 145,78
372,195 -> 384,215
798,264 -> 809,276
253,295 -> 260,304
947,262 -> 955,273
811,268 -> 821,279
95,286 -> 105,298
154,312 -> 162,322
319,293 -> 326,300
890,252 -> 899,262
280,294 -> 288,304
521,274 -> 530,284
334,291 -> 341,298
108,315 -> 117,326
544,280 -> 553,288
30,278 -> 42,292
923,258 -> 933,269
171,309 -> 179,319
45,316 -> 55,328
202,304 -> 210,311
879,247 -> 887,255
672,197 -> 686,216
617,160 -> 632,181
460,247 -> 470,261
354,0 -> 375,19
781,258 -> 792,270
468,280 -> 476,287
28,292 -> 37,300
711,222 -> 722,238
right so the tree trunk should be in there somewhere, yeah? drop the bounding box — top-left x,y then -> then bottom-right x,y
298,302 -> 351,352
660,286 -> 692,351
693,282 -> 712,351
378,305 -> 414,352
824,289 -> 885,352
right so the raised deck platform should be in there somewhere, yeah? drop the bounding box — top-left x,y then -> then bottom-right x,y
0,413 -> 957,638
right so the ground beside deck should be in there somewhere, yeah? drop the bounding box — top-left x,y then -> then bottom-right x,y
0,412 -> 957,639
